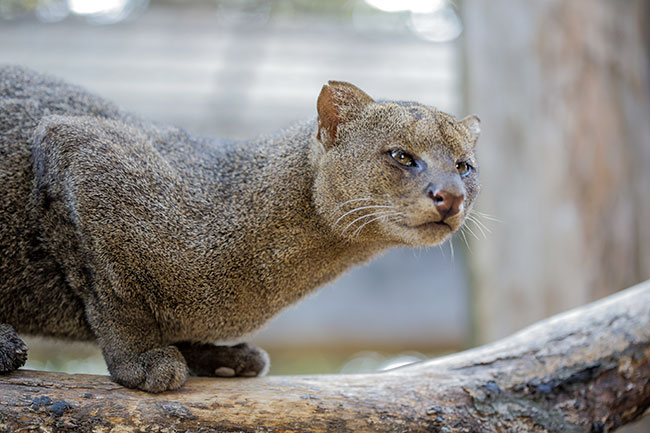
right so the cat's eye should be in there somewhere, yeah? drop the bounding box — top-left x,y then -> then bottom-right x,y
456,161 -> 473,177
390,150 -> 416,167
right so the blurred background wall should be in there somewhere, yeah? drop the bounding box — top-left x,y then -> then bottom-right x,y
1,0 -> 649,430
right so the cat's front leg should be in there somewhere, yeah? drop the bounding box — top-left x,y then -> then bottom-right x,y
86,300 -> 189,393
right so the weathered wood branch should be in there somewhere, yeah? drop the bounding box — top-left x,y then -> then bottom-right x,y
1,281 -> 649,432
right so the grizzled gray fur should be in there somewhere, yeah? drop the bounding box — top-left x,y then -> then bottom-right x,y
0,65 -> 480,392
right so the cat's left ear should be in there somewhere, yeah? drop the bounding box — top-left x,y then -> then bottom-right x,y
461,114 -> 481,146
316,81 -> 374,148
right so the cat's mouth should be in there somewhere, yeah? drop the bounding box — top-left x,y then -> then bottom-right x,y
392,218 -> 458,247
399,220 -> 453,232
390,215 -> 464,246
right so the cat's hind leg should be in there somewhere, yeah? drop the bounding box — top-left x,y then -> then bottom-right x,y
175,342 -> 269,378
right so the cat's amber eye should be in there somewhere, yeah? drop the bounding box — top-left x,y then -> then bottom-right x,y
390,150 -> 416,167
456,161 -> 473,177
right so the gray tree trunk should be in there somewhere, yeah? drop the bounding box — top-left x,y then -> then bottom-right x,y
462,2 -> 650,430
462,0 -> 650,355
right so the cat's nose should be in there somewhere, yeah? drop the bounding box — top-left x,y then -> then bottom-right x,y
427,186 -> 465,219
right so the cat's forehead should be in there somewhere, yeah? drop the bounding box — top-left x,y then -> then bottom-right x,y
369,102 -> 470,154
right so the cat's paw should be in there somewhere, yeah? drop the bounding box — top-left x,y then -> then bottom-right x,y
176,342 -> 270,378
0,324 -> 28,373
107,346 -> 188,393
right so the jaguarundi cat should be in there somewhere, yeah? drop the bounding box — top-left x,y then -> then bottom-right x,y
0,65 -> 480,392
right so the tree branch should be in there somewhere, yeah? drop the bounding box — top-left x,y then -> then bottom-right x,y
2,280 -> 649,432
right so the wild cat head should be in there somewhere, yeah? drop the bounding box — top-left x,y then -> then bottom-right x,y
312,81 -> 480,247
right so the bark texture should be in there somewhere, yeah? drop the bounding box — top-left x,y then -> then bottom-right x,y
1,280 -> 649,432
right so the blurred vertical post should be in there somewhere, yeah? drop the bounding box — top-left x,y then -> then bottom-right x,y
462,1 -> 650,424
462,0 -> 650,346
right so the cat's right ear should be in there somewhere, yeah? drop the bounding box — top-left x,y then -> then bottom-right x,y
460,114 -> 481,146
316,81 -> 374,148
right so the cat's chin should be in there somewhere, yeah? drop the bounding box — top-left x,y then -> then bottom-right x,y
387,220 -> 456,247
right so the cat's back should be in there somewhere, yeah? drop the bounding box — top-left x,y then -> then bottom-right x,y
0,65 -> 122,221
0,65 -> 136,226
1,65 -> 125,137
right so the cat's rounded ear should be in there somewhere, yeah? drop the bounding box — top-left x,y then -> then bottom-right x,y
316,81 -> 374,148
460,114 -> 481,146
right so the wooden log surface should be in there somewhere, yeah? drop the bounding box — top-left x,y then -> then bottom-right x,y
1,280 -> 649,432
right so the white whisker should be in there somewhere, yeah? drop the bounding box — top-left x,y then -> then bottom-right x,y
466,215 -> 488,239
334,197 -> 376,211
340,210 -> 401,236
468,218 -> 492,233
460,228 -> 472,252
473,210 -> 502,223
463,223 -> 480,241
468,212 -> 493,234
334,205 -> 396,227
448,238 -> 455,262
352,212 -> 403,237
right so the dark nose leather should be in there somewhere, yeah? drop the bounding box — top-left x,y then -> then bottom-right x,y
427,186 -> 465,219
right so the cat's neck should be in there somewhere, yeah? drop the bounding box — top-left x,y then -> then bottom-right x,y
195,123 -> 388,308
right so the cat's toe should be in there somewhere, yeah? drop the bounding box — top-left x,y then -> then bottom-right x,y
230,343 -> 270,377
214,366 -> 236,377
